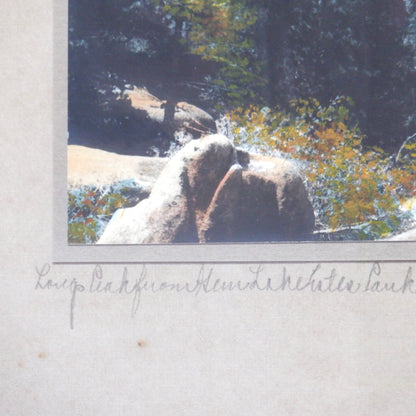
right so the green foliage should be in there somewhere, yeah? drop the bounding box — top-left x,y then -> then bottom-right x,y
155,0 -> 264,107
251,0 -> 416,149
70,0 -> 416,150
229,97 -> 416,239
68,180 -> 143,244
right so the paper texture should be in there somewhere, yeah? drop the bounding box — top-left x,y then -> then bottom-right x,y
1,1 -> 416,415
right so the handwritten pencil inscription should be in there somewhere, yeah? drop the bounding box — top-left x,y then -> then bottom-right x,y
35,263 -> 414,329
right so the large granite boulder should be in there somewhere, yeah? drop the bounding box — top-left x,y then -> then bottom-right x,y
198,154 -> 315,242
98,134 -> 315,244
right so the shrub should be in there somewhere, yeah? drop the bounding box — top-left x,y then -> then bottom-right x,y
228,97 -> 416,239
68,179 -> 145,244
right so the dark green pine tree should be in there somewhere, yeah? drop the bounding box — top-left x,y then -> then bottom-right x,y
68,0 -> 214,143
360,0 -> 416,149
244,0 -> 416,150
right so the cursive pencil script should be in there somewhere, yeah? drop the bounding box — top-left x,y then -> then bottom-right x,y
35,262 -> 414,329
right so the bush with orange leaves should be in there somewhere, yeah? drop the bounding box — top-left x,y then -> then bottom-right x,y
228,97 -> 416,239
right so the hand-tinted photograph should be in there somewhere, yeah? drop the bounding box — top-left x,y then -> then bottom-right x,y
68,0 -> 416,244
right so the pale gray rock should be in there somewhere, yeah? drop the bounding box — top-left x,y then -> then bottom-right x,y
98,134 -> 235,244
67,145 -> 167,189
98,134 -> 315,244
199,155 -> 315,242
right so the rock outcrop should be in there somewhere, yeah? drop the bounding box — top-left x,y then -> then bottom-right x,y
125,87 -> 216,137
68,87 -> 217,157
97,134 -> 315,244
68,145 -> 167,191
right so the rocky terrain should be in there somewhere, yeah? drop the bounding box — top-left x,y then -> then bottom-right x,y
96,134 -> 315,243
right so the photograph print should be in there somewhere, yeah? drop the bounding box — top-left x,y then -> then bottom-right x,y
67,0 -> 416,244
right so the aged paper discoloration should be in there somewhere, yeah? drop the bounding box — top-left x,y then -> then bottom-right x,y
1,1 -> 416,415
